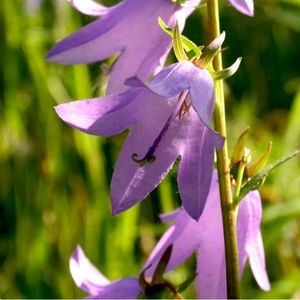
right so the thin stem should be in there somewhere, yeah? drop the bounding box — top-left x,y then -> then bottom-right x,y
206,0 -> 240,298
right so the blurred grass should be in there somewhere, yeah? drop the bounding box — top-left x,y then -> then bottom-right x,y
0,0 -> 300,298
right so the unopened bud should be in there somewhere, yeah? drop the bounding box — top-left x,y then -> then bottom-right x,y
231,127 -> 250,166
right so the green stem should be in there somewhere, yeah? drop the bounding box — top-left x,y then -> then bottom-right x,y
206,0 -> 240,298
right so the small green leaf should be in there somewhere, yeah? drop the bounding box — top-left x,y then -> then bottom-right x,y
235,149 -> 300,205
173,22 -> 188,62
212,57 -> 242,80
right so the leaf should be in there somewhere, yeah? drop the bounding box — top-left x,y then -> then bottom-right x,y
235,149 -> 300,205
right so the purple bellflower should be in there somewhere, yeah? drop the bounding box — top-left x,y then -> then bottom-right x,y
55,60 -> 224,221
46,0 -> 200,93
145,171 -> 271,299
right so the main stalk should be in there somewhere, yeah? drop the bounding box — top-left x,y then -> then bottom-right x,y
206,0 -> 240,297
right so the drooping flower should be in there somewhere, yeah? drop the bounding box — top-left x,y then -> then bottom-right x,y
55,60 -> 224,220
145,171 -> 271,299
46,0 -> 200,93
70,244 -> 185,299
228,0 -> 254,16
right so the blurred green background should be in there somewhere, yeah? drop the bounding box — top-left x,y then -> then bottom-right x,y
1,0 -> 300,298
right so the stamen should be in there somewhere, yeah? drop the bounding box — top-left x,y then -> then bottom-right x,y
131,91 -> 189,167
131,153 -> 156,167
179,100 -> 192,119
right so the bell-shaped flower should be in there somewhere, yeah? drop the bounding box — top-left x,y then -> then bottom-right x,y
55,60 -> 224,220
145,171 -> 271,299
46,0 -> 200,93
229,0 -> 254,16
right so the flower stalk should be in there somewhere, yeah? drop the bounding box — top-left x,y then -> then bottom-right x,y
206,0 -> 240,298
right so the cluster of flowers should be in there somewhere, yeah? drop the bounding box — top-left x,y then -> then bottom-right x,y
47,0 -> 270,298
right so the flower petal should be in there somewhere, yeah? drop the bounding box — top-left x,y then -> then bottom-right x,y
47,0 -> 198,93
46,8 -> 126,64
159,208 -> 181,223
194,173 -> 227,299
148,61 -> 215,126
70,246 -> 141,298
54,89 -> 139,136
88,278 -> 141,299
70,246 -> 109,295
144,208 -> 200,276
110,91 -> 182,214
238,191 -> 271,291
68,0 -> 114,16
228,0 -> 254,16
178,111 -> 224,220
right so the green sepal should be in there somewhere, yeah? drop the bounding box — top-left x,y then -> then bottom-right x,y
235,149 -> 300,205
151,244 -> 173,284
246,141 -> 272,177
196,31 -> 225,68
173,22 -> 189,62
158,17 -> 202,60
231,127 -> 250,166
212,57 -> 242,81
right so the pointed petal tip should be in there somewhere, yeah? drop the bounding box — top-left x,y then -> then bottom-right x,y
229,0 -> 254,16
262,280 -> 271,292
111,202 -> 127,216
183,202 -> 203,222
220,31 -> 226,41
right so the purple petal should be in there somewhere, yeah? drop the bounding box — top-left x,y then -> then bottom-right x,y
110,90 -> 183,214
159,208 -> 181,223
89,278 -> 141,299
194,173 -> 227,299
238,191 -> 270,291
70,246 -> 141,298
178,111 -> 224,220
46,9 -> 125,64
47,0 -> 199,93
68,0 -> 114,16
70,246 -> 109,295
228,0 -> 254,16
144,208 -> 200,276
54,89 -> 139,136
148,61 -> 215,126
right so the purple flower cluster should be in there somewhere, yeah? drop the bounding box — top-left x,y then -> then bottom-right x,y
47,0 -> 270,298
70,172 -> 269,299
